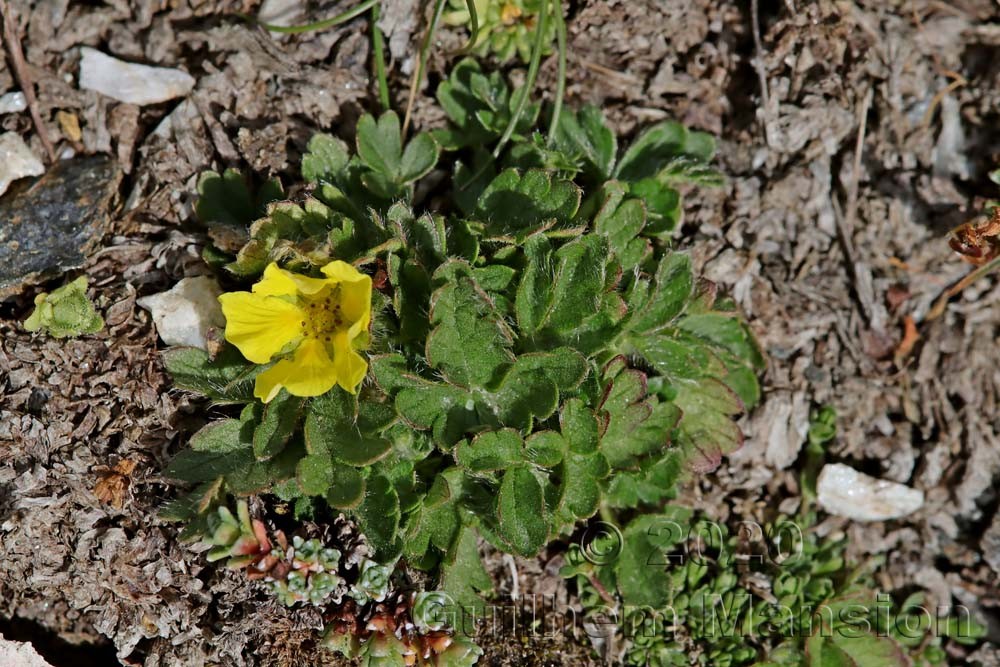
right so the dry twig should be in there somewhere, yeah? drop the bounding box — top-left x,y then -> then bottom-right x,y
0,0 -> 56,163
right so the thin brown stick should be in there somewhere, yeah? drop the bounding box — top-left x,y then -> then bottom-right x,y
0,0 -> 56,163
925,256 -> 1000,322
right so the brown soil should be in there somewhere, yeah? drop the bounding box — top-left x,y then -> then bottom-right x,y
2,0 -> 1000,665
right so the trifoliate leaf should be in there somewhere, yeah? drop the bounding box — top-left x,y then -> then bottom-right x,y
304,389 -> 392,466
615,120 -> 717,183
302,133 -> 350,184
435,58 -> 537,150
426,261 -> 515,387
554,104 -> 617,180
196,168 -> 283,228
476,168 -> 581,236
356,111 -> 439,199
592,182 -> 651,270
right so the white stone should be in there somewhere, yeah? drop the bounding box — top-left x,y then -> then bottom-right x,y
0,634 -> 55,667
817,463 -> 924,522
0,132 -> 44,197
78,47 -> 195,106
258,0 -> 305,27
138,276 -> 225,350
0,91 -> 27,114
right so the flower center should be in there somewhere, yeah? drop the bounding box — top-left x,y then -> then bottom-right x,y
300,286 -> 346,342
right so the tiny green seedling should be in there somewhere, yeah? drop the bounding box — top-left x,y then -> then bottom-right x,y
23,276 -> 103,338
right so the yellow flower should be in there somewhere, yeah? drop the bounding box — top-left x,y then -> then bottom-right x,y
218,261 -> 372,402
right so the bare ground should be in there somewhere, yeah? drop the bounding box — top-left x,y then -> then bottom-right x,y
2,0 -> 1000,665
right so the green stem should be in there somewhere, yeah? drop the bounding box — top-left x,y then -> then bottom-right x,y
460,0 -> 480,52
403,0 -> 448,135
246,0 -> 378,34
370,2 -> 391,111
546,0 -> 566,146
492,0 -> 550,158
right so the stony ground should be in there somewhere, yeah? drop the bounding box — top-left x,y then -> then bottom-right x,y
1,0 -> 1000,665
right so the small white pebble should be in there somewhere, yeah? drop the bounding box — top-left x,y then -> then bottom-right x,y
78,47 -> 195,106
0,91 -> 27,115
817,463 -> 924,522
0,132 -> 44,197
137,276 -> 225,349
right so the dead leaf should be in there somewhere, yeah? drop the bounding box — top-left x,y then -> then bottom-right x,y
94,459 -> 138,509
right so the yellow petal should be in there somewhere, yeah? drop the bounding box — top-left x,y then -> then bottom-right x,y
253,262 -> 330,297
253,338 -> 341,402
342,276 -> 373,339
318,261 -> 372,340
219,292 -> 304,364
320,260 -> 365,283
332,333 -> 368,394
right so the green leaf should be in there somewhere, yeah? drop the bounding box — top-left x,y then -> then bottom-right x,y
162,345 -> 256,402
615,120 -> 717,183
190,418 -> 253,453
592,182 -> 651,270
515,234 -> 554,335
673,378 -> 744,473
438,523 -> 492,614
599,363 -> 682,469
253,390 -> 304,460
357,111 -> 403,178
297,454 -> 334,496
399,132 -> 439,182
496,467 -> 548,557
223,440 -> 303,494
456,429 -> 524,472
356,111 -> 439,198
475,168 -> 581,235
195,168 -> 254,227
435,58 -> 537,150
326,465 -> 366,509
355,473 -> 402,561
614,512 -> 691,608
488,347 -> 589,428
304,389 -> 393,466
629,252 -> 694,334
517,234 -> 622,354
302,133 -> 350,184
195,168 -> 282,228
676,313 -> 765,370
553,104 -> 617,180
630,178 -> 682,235
165,448 -> 253,484
426,261 -> 515,387
524,431 -> 565,467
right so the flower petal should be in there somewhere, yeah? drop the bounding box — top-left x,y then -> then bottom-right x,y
340,275 -> 373,339
320,260 -> 365,283
253,263 -> 330,297
253,338 -> 340,402
219,292 -> 304,364
333,333 -> 368,394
